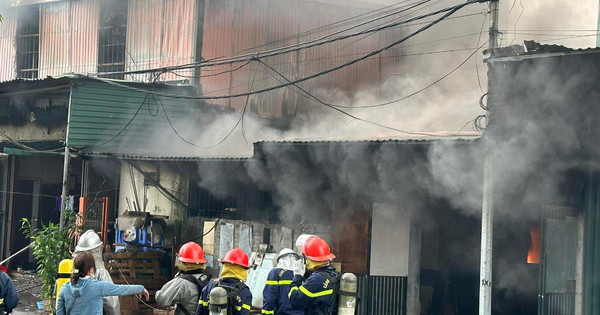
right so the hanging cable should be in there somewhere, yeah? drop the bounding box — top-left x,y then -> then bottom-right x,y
85,0 -> 489,101
92,0 -> 488,77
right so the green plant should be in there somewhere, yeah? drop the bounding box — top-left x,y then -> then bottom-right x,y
21,211 -> 77,300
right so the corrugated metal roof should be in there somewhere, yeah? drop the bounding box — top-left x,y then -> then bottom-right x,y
254,132 -> 481,144
485,41 -> 600,62
82,152 -> 251,162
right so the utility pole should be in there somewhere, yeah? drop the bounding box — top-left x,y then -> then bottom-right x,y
597,2 -> 600,46
59,84 -> 74,231
479,0 -> 499,314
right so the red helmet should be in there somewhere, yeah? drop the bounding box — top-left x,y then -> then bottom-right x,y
221,248 -> 249,268
178,242 -> 207,264
304,237 -> 336,262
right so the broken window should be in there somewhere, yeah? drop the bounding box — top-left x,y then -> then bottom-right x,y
97,0 -> 128,79
16,5 -> 40,79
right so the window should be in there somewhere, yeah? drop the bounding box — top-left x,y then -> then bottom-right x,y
98,0 -> 128,79
16,5 -> 40,79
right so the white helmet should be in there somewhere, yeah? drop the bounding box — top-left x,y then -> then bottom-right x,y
273,248 -> 300,269
75,230 -> 103,252
276,248 -> 299,263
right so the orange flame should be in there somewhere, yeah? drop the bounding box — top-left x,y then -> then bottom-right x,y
527,225 -> 541,264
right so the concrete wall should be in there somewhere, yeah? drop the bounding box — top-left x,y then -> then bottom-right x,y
370,203 -> 421,315
117,161 -> 189,218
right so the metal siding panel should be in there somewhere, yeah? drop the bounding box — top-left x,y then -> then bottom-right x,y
39,1 -> 70,78
126,0 -> 164,82
68,81 -> 198,153
126,0 -> 196,82
159,0 -> 196,81
199,0 -> 403,116
583,174 -> 600,315
70,0 -> 99,74
0,9 -> 17,82
38,1 -> 98,77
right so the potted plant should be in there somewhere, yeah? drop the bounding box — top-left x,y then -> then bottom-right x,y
21,211 -> 77,313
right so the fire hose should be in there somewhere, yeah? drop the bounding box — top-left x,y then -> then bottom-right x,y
0,244 -> 31,266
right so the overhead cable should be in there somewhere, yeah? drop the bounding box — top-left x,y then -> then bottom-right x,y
257,59 -> 439,137
85,0 -> 489,101
93,0 -> 487,77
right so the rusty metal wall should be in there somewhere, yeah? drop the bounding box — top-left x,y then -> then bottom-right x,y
39,1 -> 69,77
38,0 -> 99,78
0,9 -> 18,82
126,0 -> 197,82
200,0 -> 403,116
70,0 -> 99,74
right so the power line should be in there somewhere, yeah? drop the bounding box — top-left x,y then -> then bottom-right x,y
258,59 -> 439,137
201,32 -> 486,96
158,62 -> 259,149
85,0 -> 488,101
224,0 -> 433,57
93,0 -> 486,77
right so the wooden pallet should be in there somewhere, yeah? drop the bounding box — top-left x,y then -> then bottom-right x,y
105,252 -> 169,313
105,252 -> 165,279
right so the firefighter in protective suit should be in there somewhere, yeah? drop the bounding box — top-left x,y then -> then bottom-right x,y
73,229 -> 120,315
262,248 -> 303,315
156,242 -> 211,315
195,248 -> 253,315
0,268 -> 19,314
289,237 -> 341,315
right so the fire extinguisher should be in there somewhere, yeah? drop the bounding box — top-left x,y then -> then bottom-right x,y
209,286 -> 229,315
337,273 -> 358,315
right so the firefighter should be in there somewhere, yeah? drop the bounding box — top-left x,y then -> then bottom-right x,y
73,229 -> 120,315
0,268 -> 19,314
196,248 -> 252,315
288,237 -> 341,315
262,248 -> 303,315
156,242 -> 211,315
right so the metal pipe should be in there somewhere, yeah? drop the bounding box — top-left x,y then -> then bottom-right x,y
1,244 -> 31,266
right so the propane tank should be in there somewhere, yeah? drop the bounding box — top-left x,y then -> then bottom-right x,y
56,259 -> 73,302
209,286 -> 229,315
295,234 -> 317,255
337,273 -> 358,315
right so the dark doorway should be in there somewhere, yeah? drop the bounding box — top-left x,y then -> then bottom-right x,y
39,183 -> 61,226
10,179 -> 38,270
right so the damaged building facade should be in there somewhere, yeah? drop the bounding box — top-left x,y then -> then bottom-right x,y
0,1 -> 600,315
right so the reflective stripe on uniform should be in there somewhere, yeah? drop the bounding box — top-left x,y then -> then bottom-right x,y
266,280 -> 292,285
0,298 -> 4,305
288,286 -> 299,298
299,286 -> 333,298
235,304 -> 251,311
199,299 -> 208,306
262,310 -> 275,314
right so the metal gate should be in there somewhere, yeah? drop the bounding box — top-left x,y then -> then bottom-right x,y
356,275 -> 407,315
78,197 -> 109,249
538,206 -> 579,315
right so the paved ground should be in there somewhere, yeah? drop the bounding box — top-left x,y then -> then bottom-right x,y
10,272 -> 44,314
